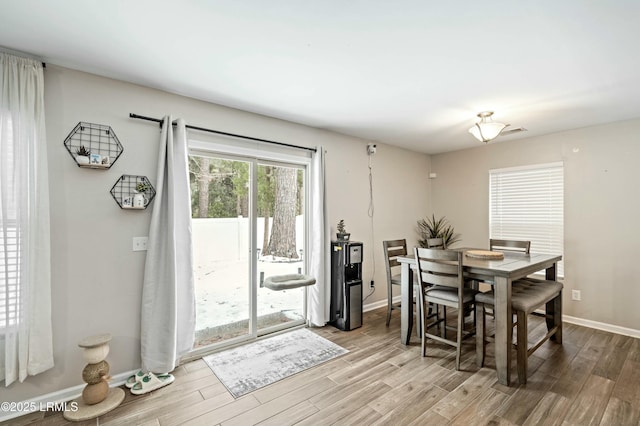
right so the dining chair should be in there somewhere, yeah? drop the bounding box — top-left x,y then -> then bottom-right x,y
481,239 -> 532,288
382,239 -> 410,326
414,247 -> 478,370
489,239 -> 530,254
477,238 -> 563,384
425,237 -> 446,249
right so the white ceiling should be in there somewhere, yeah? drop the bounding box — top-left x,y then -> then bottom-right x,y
2,0 -> 640,154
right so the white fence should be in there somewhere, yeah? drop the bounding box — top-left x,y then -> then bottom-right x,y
192,216 -> 304,263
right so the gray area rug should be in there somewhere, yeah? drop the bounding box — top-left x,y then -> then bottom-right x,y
203,328 -> 348,398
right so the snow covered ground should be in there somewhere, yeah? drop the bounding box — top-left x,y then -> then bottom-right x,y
194,256 -> 305,331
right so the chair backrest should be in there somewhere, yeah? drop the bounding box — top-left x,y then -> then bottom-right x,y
489,239 -> 531,254
383,239 -> 408,284
425,237 -> 446,249
414,247 -> 464,297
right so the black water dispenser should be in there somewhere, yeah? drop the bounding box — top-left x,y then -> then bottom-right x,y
330,241 -> 363,331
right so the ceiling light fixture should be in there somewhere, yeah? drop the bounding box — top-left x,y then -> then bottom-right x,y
468,111 -> 509,143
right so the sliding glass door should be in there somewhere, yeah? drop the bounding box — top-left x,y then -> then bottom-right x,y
189,150 -> 307,352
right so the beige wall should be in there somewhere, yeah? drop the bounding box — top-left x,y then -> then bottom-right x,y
431,119 -> 640,331
5,66 -> 430,402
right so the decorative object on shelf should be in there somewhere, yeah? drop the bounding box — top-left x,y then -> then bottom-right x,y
336,219 -> 350,241
136,181 -> 150,193
89,153 -> 102,165
75,145 -> 91,165
64,122 -> 123,169
63,333 -> 124,422
134,181 -> 151,208
110,175 -> 156,210
133,193 -> 148,208
417,214 -> 461,248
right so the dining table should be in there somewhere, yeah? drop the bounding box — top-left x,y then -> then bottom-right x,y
397,248 -> 562,386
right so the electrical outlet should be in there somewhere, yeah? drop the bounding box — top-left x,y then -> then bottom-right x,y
370,280 -> 375,288
133,236 -> 148,251
571,289 -> 581,301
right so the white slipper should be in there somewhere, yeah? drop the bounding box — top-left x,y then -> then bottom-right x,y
130,372 -> 175,395
125,370 -> 145,388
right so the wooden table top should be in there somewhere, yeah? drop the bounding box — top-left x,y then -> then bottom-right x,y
398,248 -> 562,278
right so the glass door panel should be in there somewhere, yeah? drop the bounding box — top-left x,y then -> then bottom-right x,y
190,155 -> 251,348
256,164 -> 306,334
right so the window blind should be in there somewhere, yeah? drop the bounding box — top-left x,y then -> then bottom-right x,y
489,162 -> 564,277
0,224 -> 20,329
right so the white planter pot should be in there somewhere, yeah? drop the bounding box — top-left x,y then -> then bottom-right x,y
76,155 -> 90,165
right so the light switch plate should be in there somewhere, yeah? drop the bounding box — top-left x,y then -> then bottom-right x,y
133,237 -> 148,251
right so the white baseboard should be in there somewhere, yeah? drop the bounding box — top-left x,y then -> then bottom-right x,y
562,315 -> 640,338
0,369 -> 137,423
367,297 -> 640,339
363,297 -> 394,313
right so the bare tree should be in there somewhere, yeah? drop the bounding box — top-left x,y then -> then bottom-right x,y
261,166 -> 273,253
266,167 -> 298,259
189,156 -> 212,218
197,157 -> 210,218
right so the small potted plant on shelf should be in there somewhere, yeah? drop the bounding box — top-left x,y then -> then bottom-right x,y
135,182 -> 150,193
336,219 -> 350,241
75,145 -> 91,165
133,181 -> 150,208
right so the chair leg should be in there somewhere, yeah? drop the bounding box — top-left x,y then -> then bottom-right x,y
456,304 -> 464,370
415,285 -> 422,337
476,303 -> 485,367
516,310 -> 528,384
386,281 -> 393,326
421,301 -> 428,357
442,307 -> 447,339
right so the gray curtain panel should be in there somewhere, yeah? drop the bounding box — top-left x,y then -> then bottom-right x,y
140,116 -> 195,373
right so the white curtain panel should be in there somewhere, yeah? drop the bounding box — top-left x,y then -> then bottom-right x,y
307,146 -> 329,326
140,116 -> 195,373
0,53 -> 53,386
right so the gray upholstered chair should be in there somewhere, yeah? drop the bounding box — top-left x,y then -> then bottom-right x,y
414,247 -> 478,370
476,238 -> 563,384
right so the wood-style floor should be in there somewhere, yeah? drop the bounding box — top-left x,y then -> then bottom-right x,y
11,307 -> 640,426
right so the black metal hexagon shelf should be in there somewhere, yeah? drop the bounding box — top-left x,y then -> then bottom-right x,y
110,175 -> 156,210
64,122 -> 123,169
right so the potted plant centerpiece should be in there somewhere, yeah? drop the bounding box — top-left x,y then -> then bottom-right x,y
336,219 -> 350,241
416,214 -> 461,248
75,145 -> 91,165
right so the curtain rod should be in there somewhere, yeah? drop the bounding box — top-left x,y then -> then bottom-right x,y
0,47 -> 45,67
129,113 -> 316,153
